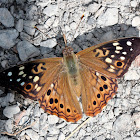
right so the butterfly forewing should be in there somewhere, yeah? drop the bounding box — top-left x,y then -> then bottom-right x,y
0,58 -> 63,99
77,37 -> 140,78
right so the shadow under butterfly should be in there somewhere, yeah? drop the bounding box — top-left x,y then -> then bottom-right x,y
0,37 -> 140,122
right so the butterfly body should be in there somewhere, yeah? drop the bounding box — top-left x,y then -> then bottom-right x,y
0,37 -> 140,122
63,47 -> 81,86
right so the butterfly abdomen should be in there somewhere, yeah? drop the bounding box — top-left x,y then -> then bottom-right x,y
65,56 -> 77,75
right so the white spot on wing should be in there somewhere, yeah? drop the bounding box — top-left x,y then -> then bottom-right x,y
22,74 -> 27,77
8,72 -> 12,76
36,86 -> 42,92
33,76 -> 39,82
110,65 -> 115,69
122,52 -> 127,55
111,55 -> 115,58
113,42 -> 119,46
120,56 -> 125,60
116,46 -> 123,50
96,72 -> 99,76
126,41 -> 132,46
130,48 -> 133,51
17,78 -> 21,82
51,83 -> 54,88
108,68 -> 115,72
105,58 -> 112,63
19,66 -> 25,70
21,82 -> 25,86
19,71 -> 24,75
35,84 -> 38,89
115,50 -> 120,54
29,76 -> 33,79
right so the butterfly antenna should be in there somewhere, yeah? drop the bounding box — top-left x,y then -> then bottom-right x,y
70,14 -> 84,42
63,34 -> 67,47
58,25 -> 68,48
34,26 -> 63,48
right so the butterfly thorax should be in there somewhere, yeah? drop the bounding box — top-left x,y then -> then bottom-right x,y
63,47 -> 80,86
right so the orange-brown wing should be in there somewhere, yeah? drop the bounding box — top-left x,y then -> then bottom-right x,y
38,71 -> 82,122
80,65 -> 118,117
77,37 -> 140,78
0,58 -> 63,100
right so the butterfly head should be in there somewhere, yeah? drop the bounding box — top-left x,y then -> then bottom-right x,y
63,46 -> 74,57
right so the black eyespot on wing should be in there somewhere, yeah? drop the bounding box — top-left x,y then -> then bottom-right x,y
101,76 -> 107,81
55,99 -> 58,103
97,94 -> 100,98
117,62 -> 122,66
50,98 -> 53,104
67,108 -> 70,112
103,84 -> 108,89
93,101 -> 96,105
26,84 -> 32,90
60,104 -> 63,108
100,87 -> 103,91
47,89 -> 51,96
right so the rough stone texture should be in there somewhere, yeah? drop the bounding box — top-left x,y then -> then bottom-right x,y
132,16 -> 140,27
40,39 -> 57,48
23,20 -> 37,35
132,112 -> 140,128
97,8 -> 118,26
48,115 -> 59,124
124,69 -> 140,80
25,129 -> 39,140
0,0 -> 140,140
16,19 -> 24,32
3,105 -> 20,118
0,29 -> 19,49
17,40 -> 40,61
113,114 -> 132,132
43,4 -> 58,17
0,8 -> 14,27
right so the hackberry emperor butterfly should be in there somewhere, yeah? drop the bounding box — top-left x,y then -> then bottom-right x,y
0,37 -> 140,122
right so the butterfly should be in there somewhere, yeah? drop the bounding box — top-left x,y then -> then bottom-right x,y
0,37 -> 140,122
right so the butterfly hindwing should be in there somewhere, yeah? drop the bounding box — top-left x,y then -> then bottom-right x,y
0,58 -> 63,100
38,71 -> 82,122
77,37 -> 140,78
80,66 -> 118,116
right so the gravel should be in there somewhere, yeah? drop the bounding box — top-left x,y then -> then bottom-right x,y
0,0 -> 140,140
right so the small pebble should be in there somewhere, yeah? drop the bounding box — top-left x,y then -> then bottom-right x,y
43,4 -> 58,17
16,19 -> 24,32
0,8 -> 14,27
48,115 -> 59,125
26,129 -> 39,140
124,70 -> 140,80
3,105 -> 20,118
17,40 -> 40,61
0,29 -> 19,49
132,16 -> 140,27
58,133 -> 65,140
40,39 -> 57,48
132,112 -> 140,128
97,8 -> 118,26
113,114 -> 132,132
